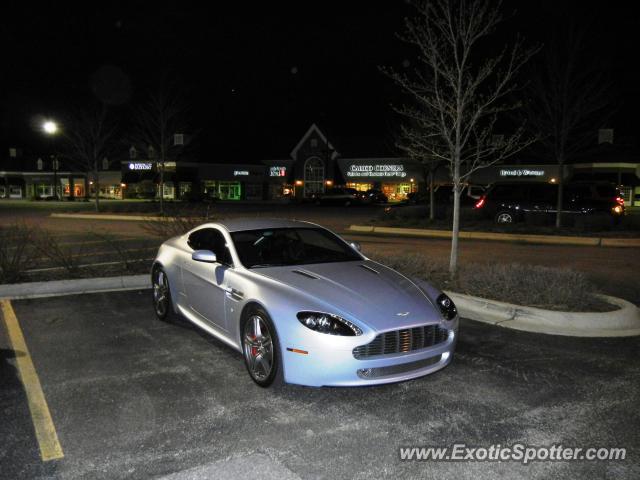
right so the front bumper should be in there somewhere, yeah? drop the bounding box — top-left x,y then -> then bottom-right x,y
282,319 -> 458,387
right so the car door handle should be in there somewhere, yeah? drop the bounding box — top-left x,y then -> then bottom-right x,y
223,287 -> 244,300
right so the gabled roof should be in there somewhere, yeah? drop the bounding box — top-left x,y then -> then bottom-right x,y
290,124 -> 339,160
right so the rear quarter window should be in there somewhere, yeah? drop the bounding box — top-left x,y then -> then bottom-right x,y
595,185 -> 616,198
489,185 -> 519,200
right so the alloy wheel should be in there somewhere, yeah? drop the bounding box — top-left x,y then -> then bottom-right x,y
243,315 -> 274,381
153,269 -> 169,318
496,212 -> 513,224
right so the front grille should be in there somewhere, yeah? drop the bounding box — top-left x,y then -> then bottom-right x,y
353,325 -> 449,359
357,355 -> 442,379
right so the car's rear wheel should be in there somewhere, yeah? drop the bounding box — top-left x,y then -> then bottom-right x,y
495,211 -> 515,224
241,306 -> 282,387
152,265 -> 175,322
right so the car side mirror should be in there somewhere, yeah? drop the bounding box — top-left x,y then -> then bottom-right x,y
349,241 -> 361,252
192,250 -> 217,263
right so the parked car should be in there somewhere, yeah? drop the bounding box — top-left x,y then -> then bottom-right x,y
365,188 -> 388,204
474,181 -> 625,224
151,218 -> 458,387
406,184 -> 484,206
316,187 -> 365,206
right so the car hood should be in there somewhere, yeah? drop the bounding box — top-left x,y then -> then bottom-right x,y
253,260 -> 443,331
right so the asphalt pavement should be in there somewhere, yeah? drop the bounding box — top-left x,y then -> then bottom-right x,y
1,290 -> 639,479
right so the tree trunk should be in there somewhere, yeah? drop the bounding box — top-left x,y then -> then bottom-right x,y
555,160 -> 564,228
429,170 -> 435,221
94,167 -> 100,212
449,183 -> 461,277
159,162 -> 164,215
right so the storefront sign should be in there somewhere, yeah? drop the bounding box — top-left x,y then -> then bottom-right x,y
234,170 -> 249,176
269,166 -> 287,177
347,164 -> 407,178
499,168 -> 544,177
128,162 -> 153,171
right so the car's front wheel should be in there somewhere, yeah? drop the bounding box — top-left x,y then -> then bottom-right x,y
241,306 -> 282,387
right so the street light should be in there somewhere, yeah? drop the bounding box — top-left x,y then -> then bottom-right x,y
42,120 -> 58,135
43,120 -> 60,200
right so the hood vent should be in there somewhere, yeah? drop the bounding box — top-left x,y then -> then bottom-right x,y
291,270 -> 319,279
359,264 -> 379,275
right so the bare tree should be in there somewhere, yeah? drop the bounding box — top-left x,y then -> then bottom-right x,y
384,0 -> 537,275
396,118 -> 446,221
524,21 -> 612,228
62,104 -> 117,212
133,81 -> 189,214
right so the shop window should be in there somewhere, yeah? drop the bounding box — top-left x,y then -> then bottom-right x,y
36,184 -> 54,197
162,183 -> 175,199
346,182 -> 372,192
9,186 -> 23,198
179,182 -> 192,196
304,157 -> 325,197
218,181 -> 241,200
245,183 -> 262,200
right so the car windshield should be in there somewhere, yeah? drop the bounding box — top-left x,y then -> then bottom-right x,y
230,227 -> 362,268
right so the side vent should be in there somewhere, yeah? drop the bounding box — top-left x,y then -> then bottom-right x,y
291,270 -> 319,279
359,264 -> 379,275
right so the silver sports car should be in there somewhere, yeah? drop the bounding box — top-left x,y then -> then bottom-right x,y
151,218 -> 458,387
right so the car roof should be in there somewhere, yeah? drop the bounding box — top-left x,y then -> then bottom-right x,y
207,218 -> 321,233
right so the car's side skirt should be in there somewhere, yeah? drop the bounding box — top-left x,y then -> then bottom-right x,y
177,304 -> 242,353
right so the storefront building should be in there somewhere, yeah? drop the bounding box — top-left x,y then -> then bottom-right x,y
0,155 -> 87,200
4,125 -> 639,205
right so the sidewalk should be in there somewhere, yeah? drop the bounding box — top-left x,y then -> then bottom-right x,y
348,225 -> 640,248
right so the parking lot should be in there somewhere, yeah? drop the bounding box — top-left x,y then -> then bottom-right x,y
1,289 -> 638,479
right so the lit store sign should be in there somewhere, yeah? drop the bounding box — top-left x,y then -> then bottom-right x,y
347,164 -> 407,178
270,166 -> 287,177
234,170 -> 249,176
500,169 -> 544,177
128,162 -> 153,171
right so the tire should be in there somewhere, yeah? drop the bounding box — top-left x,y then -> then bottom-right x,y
241,306 -> 283,388
495,211 -> 515,224
151,265 -> 176,322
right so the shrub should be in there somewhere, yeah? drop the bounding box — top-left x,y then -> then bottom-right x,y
367,252 -> 609,312
34,230 -> 81,277
140,204 -> 215,239
0,223 -> 38,283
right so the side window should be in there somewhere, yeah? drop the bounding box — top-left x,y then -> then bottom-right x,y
529,185 -> 557,203
490,185 -> 517,201
564,185 -> 591,201
187,228 -> 233,266
187,230 -> 205,250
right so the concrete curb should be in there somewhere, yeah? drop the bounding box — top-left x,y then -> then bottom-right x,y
2,273 -> 638,338
0,275 -> 150,300
446,291 -> 640,337
349,224 -> 640,247
51,213 -> 165,221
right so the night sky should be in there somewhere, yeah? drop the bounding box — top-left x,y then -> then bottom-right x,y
2,1 -> 640,163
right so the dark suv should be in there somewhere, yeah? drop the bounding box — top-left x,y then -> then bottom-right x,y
474,181 -> 625,224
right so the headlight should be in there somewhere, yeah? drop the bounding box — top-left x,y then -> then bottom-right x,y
297,311 -> 362,336
436,293 -> 457,321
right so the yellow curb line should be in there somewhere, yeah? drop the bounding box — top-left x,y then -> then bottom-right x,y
0,300 -> 64,461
